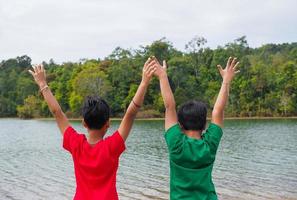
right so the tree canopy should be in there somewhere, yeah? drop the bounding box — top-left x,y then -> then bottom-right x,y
1,37 -> 297,118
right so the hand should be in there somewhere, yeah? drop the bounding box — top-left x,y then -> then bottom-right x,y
217,57 -> 240,83
28,64 -> 47,88
141,57 -> 157,85
153,58 -> 167,78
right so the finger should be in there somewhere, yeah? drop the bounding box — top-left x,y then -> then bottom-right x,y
35,64 -> 40,72
28,70 -> 35,76
144,57 -> 152,69
147,64 -> 156,72
152,57 -> 161,65
145,58 -> 156,70
150,55 -> 156,60
231,57 -> 237,67
163,60 -> 167,69
35,64 -> 40,73
151,57 -> 159,65
146,60 -> 157,69
147,67 -> 157,75
35,65 -> 40,73
32,65 -> 37,72
38,64 -> 42,72
147,65 -> 157,74
40,64 -> 45,72
217,65 -> 223,73
235,70 -> 240,74
233,62 -> 240,70
148,67 -> 157,75
227,57 -> 232,68
143,61 -> 150,72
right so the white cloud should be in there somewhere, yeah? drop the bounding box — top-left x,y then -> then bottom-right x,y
0,0 -> 296,63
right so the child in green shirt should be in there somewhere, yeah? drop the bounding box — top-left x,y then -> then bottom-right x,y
153,57 -> 240,200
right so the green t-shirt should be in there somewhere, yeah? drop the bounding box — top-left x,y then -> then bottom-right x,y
165,123 -> 223,200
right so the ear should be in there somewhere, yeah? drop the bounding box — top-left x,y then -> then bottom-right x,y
105,119 -> 110,129
82,119 -> 88,129
100,120 -> 110,133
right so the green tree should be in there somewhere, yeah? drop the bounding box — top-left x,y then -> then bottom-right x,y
17,95 -> 42,119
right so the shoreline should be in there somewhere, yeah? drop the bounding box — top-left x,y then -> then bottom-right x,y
1,116 -> 297,121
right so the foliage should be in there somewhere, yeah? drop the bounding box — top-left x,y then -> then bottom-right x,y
17,95 -> 42,119
0,37 -> 297,118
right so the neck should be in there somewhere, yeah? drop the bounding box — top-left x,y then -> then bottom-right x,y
183,129 -> 202,139
87,129 -> 105,145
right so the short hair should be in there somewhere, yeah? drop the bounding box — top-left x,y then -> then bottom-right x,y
177,100 -> 207,131
81,96 -> 110,130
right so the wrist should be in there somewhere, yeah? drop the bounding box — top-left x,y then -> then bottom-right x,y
222,79 -> 231,84
132,99 -> 141,108
140,80 -> 149,87
38,82 -> 48,89
158,73 -> 167,80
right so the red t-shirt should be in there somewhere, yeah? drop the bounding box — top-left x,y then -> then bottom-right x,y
63,126 -> 126,200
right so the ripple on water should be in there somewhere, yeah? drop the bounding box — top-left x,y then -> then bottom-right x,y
0,119 -> 297,199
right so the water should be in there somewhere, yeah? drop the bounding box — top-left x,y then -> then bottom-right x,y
0,119 -> 297,200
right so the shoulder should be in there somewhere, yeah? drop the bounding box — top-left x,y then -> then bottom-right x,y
64,126 -> 84,139
164,124 -> 185,152
64,126 -> 76,135
165,123 -> 182,135
104,130 -> 126,157
104,130 -> 124,143
202,123 -> 224,153
165,123 -> 184,141
205,123 -> 223,136
63,126 -> 85,153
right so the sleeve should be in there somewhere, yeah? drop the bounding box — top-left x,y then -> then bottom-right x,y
164,124 -> 184,153
203,123 -> 223,154
105,130 -> 126,158
63,126 -> 83,154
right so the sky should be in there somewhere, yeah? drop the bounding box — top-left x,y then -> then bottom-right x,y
0,0 -> 296,63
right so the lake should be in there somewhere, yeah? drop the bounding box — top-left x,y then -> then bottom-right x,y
0,119 -> 297,200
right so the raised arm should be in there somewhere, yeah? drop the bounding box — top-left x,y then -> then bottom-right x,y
29,64 -> 70,135
154,59 -> 178,131
212,57 -> 239,127
118,58 -> 156,141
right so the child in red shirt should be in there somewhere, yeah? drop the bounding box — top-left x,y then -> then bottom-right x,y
29,58 -> 157,200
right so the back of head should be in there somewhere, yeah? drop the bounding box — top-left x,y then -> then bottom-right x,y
177,100 -> 207,131
82,96 -> 110,130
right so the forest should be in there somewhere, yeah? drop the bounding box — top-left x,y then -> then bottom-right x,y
1,36 -> 297,118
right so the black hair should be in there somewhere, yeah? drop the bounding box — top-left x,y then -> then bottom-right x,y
81,96 -> 110,130
177,100 -> 207,131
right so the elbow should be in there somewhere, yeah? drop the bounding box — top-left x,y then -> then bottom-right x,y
165,102 -> 176,110
212,108 -> 223,117
125,106 -> 138,118
52,108 -> 63,117
126,111 -> 137,118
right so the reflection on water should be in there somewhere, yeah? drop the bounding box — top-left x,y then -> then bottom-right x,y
0,119 -> 297,200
